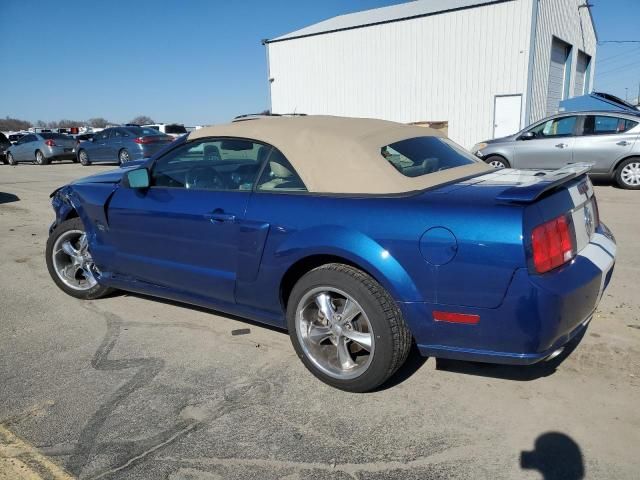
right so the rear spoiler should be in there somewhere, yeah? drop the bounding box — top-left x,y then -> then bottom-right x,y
496,163 -> 593,203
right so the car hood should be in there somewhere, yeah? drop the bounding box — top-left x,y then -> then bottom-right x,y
483,133 -> 519,145
72,164 -> 140,185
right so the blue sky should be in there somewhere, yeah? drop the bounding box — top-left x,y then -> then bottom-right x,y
1,0 -> 638,126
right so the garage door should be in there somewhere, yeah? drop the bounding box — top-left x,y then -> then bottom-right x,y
546,38 -> 571,116
575,51 -> 591,96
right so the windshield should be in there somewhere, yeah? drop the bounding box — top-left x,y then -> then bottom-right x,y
381,136 -> 477,178
165,124 -> 187,134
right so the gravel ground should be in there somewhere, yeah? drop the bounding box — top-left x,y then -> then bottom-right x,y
0,162 -> 638,480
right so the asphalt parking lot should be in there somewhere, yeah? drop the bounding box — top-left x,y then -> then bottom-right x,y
1,163 -> 639,480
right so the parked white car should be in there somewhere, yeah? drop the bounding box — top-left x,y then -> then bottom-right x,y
142,123 -> 188,138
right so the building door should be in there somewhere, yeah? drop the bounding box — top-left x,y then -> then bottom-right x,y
575,51 -> 592,96
493,95 -> 522,138
547,37 -> 572,116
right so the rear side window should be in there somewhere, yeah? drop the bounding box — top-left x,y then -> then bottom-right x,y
381,137 -> 476,178
583,116 -> 638,135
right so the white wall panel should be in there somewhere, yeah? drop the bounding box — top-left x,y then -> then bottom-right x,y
529,0 -> 597,123
268,0 -> 533,148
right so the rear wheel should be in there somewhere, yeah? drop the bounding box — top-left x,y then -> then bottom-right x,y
6,153 -> 16,165
35,150 -> 48,165
287,263 -> 411,392
616,158 -> 640,190
78,149 -> 91,166
118,149 -> 130,165
45,218 -> 113,300
485,155 -> 510,169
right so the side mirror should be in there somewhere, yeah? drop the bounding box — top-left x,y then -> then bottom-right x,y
520,132 -> 535,140
123,168 -> 150,189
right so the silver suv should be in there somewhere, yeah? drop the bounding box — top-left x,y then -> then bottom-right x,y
472,111 -> 640,189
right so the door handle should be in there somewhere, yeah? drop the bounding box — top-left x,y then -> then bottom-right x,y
206,209 -> 236,223
617,141 -> 630,147
555,143 -> 569,149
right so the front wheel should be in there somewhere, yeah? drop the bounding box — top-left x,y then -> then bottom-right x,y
485,155 -> 510,169
6,153 -> 16,165
616,158 -> 640,190
45,218 -> 113,300
287,263 -> 412,392
78,149 -> 91,166
35,150 -> 48,165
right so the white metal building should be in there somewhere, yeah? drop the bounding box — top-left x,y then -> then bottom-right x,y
264,0 -> 597,148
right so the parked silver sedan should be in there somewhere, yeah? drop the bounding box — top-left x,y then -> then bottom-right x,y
472,111 -> 640,189
6,133 -> 77,165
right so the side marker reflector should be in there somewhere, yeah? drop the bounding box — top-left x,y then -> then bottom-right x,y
433,311 -> 480,325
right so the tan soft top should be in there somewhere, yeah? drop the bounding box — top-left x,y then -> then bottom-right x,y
189,116 -> 490,194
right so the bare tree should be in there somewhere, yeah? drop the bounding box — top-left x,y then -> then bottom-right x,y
129,115 -> 154,125
57,119 -> 84,128
35,120 -> 47,128
87,117 -> 109,128
0,116 -> 32,131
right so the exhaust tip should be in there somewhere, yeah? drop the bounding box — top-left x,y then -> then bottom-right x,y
545,347 -> 565,362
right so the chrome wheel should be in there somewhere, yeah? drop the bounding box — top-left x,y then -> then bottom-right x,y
489,159 -> 506,169
51,230 -> 98,291
621,162 -> 640,186
296,287 -> 374,380
79,150 -> 89,165
119,149 -> 130,164
36,150 -> 45,165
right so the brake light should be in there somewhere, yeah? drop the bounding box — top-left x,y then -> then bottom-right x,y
531,215 -> 575,273
44,139 -> 56,146
133,136 -> 152,144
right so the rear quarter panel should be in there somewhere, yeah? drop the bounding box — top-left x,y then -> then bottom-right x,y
238,190 -> 526,317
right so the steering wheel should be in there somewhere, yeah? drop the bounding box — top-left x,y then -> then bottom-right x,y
185,166 -> 226,190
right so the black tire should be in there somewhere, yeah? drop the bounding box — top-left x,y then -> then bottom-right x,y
485,155 -> 510,169
615,157 -> 640,190
118,149 -> 130,165
46,218 -> 114,300
6,152 -> 16,165
78,149 -> 91,166
287,263 -> 412,392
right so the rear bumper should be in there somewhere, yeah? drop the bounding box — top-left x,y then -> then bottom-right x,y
402,223 -> 616,365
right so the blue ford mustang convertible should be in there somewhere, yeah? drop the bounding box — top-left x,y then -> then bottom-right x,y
46,116 -> 616,392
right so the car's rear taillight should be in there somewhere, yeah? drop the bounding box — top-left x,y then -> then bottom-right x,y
531,214 -> 575,274
44,139 -> 56,146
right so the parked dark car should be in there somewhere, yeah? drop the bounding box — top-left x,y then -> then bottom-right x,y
46,116 -> 615,392
76,126 -> 174,166
7,132 -> 27,145
72,133 -> 95,154
6,133 -> 76,165
0,132 -> 10,163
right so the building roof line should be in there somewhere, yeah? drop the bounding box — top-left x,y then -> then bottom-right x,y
265,0 -> 515,44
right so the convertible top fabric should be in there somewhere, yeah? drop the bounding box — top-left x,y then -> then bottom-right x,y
189,116 -> 491,194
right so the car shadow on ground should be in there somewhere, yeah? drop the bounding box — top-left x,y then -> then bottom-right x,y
521,432 -> 585,479
0,192 -> 20,204
115,291 -> 586,386
435,328 -> 586,381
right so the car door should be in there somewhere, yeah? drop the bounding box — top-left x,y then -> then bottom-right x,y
14,134 -> 37,161
512,115 -> 579,169
572,114 -> 639,175
92,129 -> 111,161
106,137 -> 271,304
